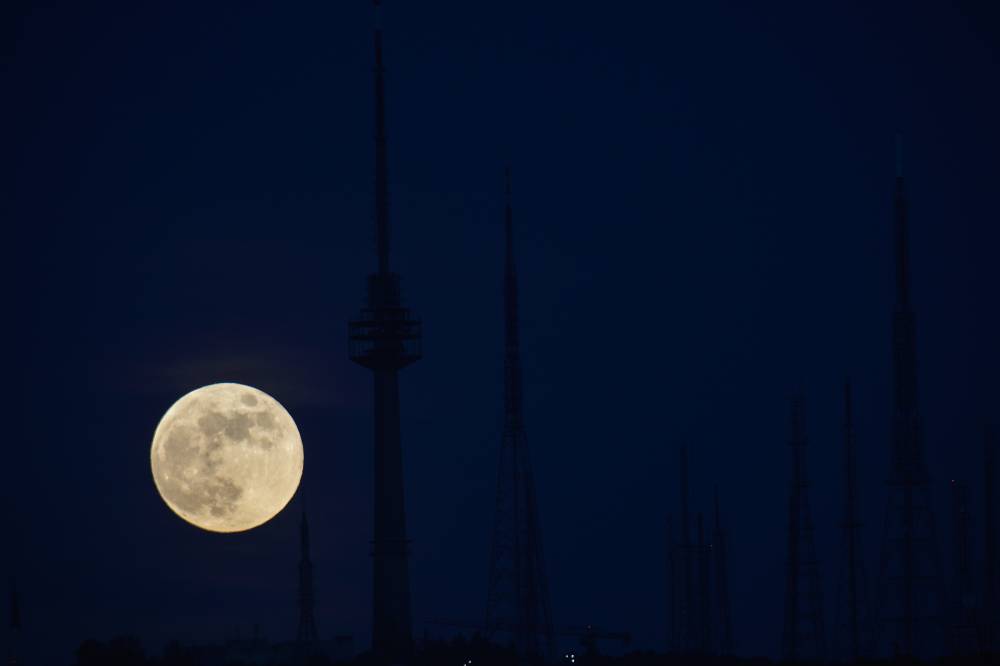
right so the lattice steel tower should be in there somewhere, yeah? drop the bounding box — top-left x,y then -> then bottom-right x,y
985,429 -> 999,653
697,513 -> 712,654
485,170 -> 554,662
667,513 -> 678,651
833,381 -> 870,661
348,2 -> 422,661
870,146 -> 944,658
713,490 -> 734,655
782,395 -> 826,662
949,480 -> 978,653
672,446 -> 698,653
7,579 -> 18,666
297,509 -> 319,651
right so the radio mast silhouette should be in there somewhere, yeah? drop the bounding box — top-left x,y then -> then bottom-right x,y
949,480 -> 979,653
668,449 -> 714,655
985,429 -> 999,652
348,2 -> 422,661
297,509 -> 319,653
697,513 -> 712,654
713,490 -> 734,655
667,513 -> 678,651
833,381 -> 870,661
485,170 -> 555,662
7,579 -> 18,666
672,446 -> 698,653
870,144 -> 944,658
782,395 -> 826,662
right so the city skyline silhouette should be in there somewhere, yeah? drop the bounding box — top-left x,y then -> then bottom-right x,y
4,1 -> 1000,664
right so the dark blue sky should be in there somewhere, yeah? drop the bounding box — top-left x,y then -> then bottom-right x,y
4,1 -> 1000,663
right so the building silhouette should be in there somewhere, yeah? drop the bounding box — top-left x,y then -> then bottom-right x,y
348,1 -> 422,662
485,170 -> 555,662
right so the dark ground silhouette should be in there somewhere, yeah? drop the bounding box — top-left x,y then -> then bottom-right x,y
72,634 -> 999,666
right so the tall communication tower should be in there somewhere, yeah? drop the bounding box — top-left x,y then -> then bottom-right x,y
833,381 -> 870,661
870,144 -> 944,658
781,395 -> 826,662
348,2 -> 422,661
485,170 -> 554,662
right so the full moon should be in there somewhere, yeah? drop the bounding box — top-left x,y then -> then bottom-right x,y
150,383 -> 304,533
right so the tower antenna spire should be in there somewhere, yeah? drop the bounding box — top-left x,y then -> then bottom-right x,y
894,135 -> 910,308
373,0 -> 390,276
503,166 -> 519,412
895,134 -> 904,179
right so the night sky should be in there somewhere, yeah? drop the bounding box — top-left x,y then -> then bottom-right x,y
4,1 -> 1000,663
